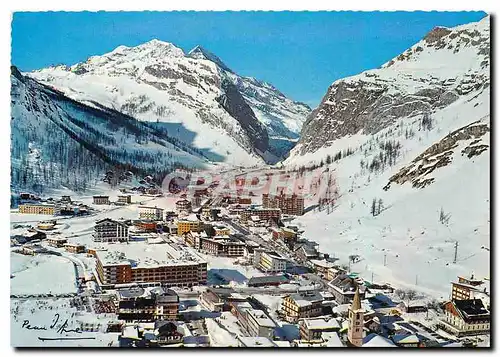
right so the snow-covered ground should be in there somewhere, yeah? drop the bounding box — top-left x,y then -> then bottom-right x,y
11,253 -> 77,295
206,317 -> 239,347
10,298 -> 120,347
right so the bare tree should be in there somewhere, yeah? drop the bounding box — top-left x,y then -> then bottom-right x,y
439,207 -> 451,225
377,198 -> 384,215
371,198 -> 377,216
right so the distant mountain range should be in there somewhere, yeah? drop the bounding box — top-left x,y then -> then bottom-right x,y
26,40 -> 311,166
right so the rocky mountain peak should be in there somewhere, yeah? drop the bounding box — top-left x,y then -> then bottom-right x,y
291,16 -> 490,158
187,45 -> 234,73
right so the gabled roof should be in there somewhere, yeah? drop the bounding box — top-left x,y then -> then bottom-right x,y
95,218 -> 127,227
392,333 -> 421,344
452,299 -> 490,320
362,333 -> 396,347
248,275 -> 289,285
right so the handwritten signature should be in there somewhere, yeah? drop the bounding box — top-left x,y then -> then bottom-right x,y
21,313 -> 82,335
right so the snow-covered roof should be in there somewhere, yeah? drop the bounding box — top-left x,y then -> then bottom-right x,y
362,333 -> 396,347
392,334 -> 420,344
303,317 -> 340,330
246,309 -> 276,328
322,332 -> 344,347
238,336 -> 277,347
95,240 -> 205,268
310,259 -> 336,269
122,325 -> 140,339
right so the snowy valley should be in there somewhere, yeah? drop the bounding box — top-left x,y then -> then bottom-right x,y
10,14 -> 491,349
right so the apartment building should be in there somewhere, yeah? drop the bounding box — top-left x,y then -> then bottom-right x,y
262,193 -> 304,216
18,203 -> 58,215
115,286 -> 179,322
213,224 -> 231,236
253,249 -> 288,273
245,308 -> 277,339
328,273 -> 366,304
46,236 -> 68,248
299,317 -> 341,342
94,247 -> 207,288
240,208 -> 281,224
309,259 -> 337,276
134,220 -> 158,233
93,195 -> 110,205
64,243 -> 86,254
93,218 -> 129,243
175,199 -> 192,215
176,219 -> 203,235
117,195 -> 132,205
442,299 -> 490,337
271,227 -> 298,246
199,235 -> 247,257
138,206 -> 164,221
281,291 -> 324,323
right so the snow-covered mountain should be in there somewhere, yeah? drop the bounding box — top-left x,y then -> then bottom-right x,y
11,66 -> 211,193
285,16 -> 490,297
187,45 -> 311,140
28,41 -> 310,164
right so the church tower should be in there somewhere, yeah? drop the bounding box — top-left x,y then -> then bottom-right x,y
348,287 -> 364,347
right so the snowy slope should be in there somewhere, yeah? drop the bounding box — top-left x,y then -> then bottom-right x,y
28,40 -> 266,166
28,41 -> 309,164
289,16 -> 489,163
284,17 -> 490,297
11,66 -> 211,193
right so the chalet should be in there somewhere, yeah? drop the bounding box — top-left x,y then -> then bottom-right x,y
201,287 -> 247,312
47,236 -> 68,248
151,321 -> 183,345
175,199 -> 192,215
294,242 -> 320,263
64,243 -> 86,254
93,218 -> 129,243
328,273 -> 366,304
442,299 -> 490,336
115,286 -> 179,322
299,317 -> 341,342
281,291 -> 324,323
11,229 -> 46,244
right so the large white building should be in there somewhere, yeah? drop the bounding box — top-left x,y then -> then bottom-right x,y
245,308 -> 277,338
138,206 -> 164,221
93,218 -> 129,243
253,249 -> 288,273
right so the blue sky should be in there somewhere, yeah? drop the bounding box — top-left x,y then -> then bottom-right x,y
12,11 -> 486,107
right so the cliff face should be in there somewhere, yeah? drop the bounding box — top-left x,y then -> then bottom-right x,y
290,16 -> 490,159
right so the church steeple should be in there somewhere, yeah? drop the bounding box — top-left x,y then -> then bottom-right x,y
352,286 -> 362,311
348,286 -> 364,347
